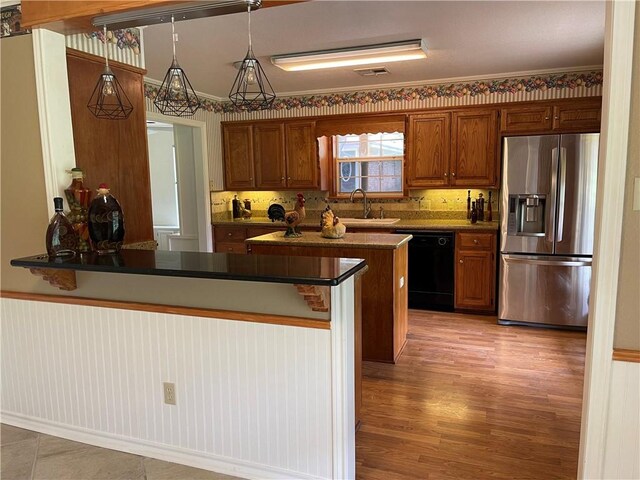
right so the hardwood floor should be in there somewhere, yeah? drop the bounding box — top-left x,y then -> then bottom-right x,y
356,310 -> 586,480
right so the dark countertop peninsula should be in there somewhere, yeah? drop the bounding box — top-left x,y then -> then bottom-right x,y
11,249 -> 367,287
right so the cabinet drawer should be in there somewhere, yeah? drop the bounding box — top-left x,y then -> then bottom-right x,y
214,226 -> 247,242
457,232 -> 494,250
215,242 -> 247,254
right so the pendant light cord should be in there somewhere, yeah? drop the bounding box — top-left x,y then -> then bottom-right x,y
247,4 -> 252,52
103,25 -> 109,69
171,15 -> 177,61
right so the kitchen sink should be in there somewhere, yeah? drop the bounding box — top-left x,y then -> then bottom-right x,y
339,218 -> 401,226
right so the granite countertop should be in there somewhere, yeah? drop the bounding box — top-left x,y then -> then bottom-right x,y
11,250 -> 367,287
212,217 -> 499,231
245,232 -> 413,249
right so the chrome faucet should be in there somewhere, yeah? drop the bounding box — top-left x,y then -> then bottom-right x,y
350,188 -> 371,219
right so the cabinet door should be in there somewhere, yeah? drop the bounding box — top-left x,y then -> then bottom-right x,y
451,109 -> 498,187
552,100 -> 601,132
455,249 -> 494,311
500,105 -> 553,133
254,123 -> 286,189
223,125 -> 255,190
406,113 -> 451,187
285,121 -> 318,189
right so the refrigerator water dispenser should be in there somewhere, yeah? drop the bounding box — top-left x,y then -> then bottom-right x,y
507,194 -> 547,236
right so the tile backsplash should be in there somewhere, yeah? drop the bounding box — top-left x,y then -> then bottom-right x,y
211,189 -> 498,221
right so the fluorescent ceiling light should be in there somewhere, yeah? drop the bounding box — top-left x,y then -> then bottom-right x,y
271,39 -> 427,72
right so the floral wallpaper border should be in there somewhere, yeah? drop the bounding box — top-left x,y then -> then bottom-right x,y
144,71 -> 602,114
85,28 -> 141,55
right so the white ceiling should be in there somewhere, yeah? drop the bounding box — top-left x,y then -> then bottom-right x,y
142,1 -> 605,100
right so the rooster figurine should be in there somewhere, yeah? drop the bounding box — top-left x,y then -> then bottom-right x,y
320,205 -> 346,239
267,193 -> 306,238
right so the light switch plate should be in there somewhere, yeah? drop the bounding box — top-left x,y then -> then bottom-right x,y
633,177 -> 640,211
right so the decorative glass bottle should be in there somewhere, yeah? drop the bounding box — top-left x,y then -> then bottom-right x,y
88,183 -> 125,254
64,167 -> 92,252
470,201 -> 478,224
46,197 -> 77,257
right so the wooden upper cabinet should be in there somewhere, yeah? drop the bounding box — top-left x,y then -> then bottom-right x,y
501,105 -> 553,133
223,124 -> 255,190
254,123 -> 286,189
406,113 -> 451,188
223,120 -> 319,190
66,49 -> 153,245
285,121 -> 318,189
553,100 -> 601,132
501,98 -> 602,134
451,109 -> 498,187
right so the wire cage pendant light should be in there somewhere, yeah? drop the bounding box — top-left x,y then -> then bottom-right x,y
229,4 -> 276,111
154,16 -> 201,117
87,26 -> 134,119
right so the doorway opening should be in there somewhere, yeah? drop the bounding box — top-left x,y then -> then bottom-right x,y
146,114 -> 212,252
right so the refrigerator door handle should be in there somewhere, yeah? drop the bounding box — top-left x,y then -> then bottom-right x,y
556,147 -> 567,243
502,254 -> 592,267
546,146 -> 559,244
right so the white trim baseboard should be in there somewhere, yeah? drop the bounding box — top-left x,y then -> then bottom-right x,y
1,412 -> 325,480
579,1 -> 637,478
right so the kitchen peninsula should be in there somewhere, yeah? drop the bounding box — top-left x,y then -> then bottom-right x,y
247,231 -> 412,363
7,250 -> 365,480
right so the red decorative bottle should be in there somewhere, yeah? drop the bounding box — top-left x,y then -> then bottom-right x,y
46,197 -> 77,257
88,184 -> 125,254
64,167 -> 92,252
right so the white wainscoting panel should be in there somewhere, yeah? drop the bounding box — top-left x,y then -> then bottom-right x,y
1,298 -> 334,479
602,359 -> 640,479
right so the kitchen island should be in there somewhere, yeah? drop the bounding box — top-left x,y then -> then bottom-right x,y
6,250 -> 366,480
247,232 -> 412,363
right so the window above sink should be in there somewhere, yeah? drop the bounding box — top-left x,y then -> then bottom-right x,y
335,132 -> 404,197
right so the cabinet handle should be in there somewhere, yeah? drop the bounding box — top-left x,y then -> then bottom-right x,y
227,233 -> 232,237
444,173 -> 448,177
451,172 -> 456,177
459,259 -> 464,264
545,116 -> 550,120
288,177 -> 291,181
249,177 -> 253,181
281,176 -> 285,181
554,116 -> 559,120
473,239 -> 479,244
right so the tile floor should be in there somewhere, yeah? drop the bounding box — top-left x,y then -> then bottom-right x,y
0,424 -> 242,480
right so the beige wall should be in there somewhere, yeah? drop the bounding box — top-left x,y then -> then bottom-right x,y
614,6 -> 640,350
0,35 -> 50,292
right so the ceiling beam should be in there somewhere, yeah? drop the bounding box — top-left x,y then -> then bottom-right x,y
21,0 -> 307,35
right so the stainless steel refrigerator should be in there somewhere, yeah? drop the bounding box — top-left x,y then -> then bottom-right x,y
499,134 -> 599,328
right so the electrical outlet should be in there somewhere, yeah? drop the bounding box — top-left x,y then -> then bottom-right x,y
163,382 -> 176,405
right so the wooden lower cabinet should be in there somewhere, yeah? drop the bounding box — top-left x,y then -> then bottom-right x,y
454,231 -> 497,312
250,242 -> 408,363
213,225 -> 287,253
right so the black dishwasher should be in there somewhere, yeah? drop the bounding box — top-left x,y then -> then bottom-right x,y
397,231 -> 455,311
